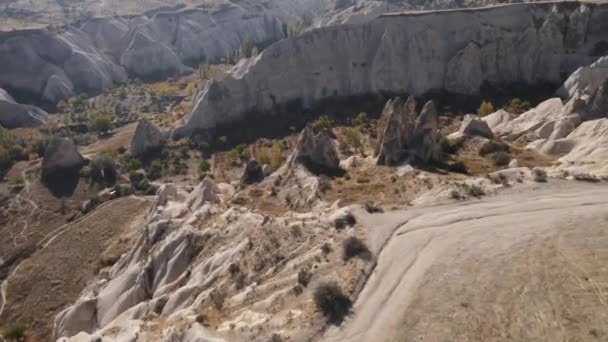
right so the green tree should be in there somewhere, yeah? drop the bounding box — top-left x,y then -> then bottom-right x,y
90,114 -> 114,133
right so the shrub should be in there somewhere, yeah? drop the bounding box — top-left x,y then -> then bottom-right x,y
334,212 -> 356,230
90,113 -> 114,133
353,112 -> 368,127
313,282 -> 352,325
256,143 -> 283,171
311,115 -> 332,132
128,171 -> 145,185
147,159 -> 163,180
125,158 -> 142,172
345,127 -> 362,152
90,155 -> 117,185
510,97 -> 522,107
297,267 -> 313,287
342,236 -> 370,261
477,101 -> 495,116
490,151 -> 511,167
198,159 -> 211,176
2,323 -> 27,341
269,143 -> 283,170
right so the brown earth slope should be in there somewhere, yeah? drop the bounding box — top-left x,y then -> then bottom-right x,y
0,196 -> 151,340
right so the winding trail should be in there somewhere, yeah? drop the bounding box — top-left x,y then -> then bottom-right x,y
324,181 -> 608,342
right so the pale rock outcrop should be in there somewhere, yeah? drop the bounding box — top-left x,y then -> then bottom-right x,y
130,119 -> 164,157
41,137 -> 85,181
410,101 -> 439,163
482,109 -> 515,131
459,114 -> 494,139
490,98 -> 583,142
557,56 -> 608,99
0,88 -> 47,128
186,176 -> 220,209
375,96 -> 417,165
557,118 -> 608,176
181,2 -> 608,135
288,125 -> 340,173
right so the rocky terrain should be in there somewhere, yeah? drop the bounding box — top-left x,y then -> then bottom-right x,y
180,1 -> 608,136
1,1 -> 608,342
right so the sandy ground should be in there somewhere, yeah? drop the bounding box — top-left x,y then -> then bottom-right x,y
324,180 -> 608,342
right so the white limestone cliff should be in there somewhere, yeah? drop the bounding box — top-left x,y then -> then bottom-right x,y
180,2 -> 608,136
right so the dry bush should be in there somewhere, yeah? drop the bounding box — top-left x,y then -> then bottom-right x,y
313,282 -> 352,325
342,236 -> 371,261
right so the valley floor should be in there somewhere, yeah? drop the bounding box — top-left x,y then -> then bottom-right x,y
325,180 -> 608,341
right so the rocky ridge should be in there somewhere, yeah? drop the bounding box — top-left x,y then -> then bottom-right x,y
181,1 -> 608,136
0,0 -> 325,105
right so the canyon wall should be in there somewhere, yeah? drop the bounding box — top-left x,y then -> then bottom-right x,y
180,1 -> 608,135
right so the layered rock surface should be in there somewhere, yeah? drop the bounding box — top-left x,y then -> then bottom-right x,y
182,2 -> 608,135
0,0 -> 320,104
0,88 -> 48,128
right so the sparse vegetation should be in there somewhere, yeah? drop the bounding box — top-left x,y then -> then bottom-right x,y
311,115 -> 332,132
257,142 -> 284,171
345,127 -> 363,153
477,101 -> 495,116
198,159 -> 211,177
89,113 -> 114,133
313,282 -> 352,325
1,323 -> 27,341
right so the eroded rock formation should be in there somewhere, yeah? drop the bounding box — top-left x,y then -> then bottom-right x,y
181,2 -> 608,135
375,96 -> 417,165
41,137 -> 85,185
288,125 -> 340,173
130,119 -> 164,157
0,88 -> 47,128
0,1 -> 304,104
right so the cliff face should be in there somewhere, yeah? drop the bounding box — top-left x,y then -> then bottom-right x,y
182,2 -> 608,135
0,4 -> 290,105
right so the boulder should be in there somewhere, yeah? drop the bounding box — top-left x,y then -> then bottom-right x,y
130,119 -> 164,157
288,125 -> 340,173
41,137 -> 85,185
375,96 -> 417,165
0,88 -> 47,128
557,56 -> 608,99
41,137 -> 85,197
459,114 -> 494,139
241,159 -> 265,184
187,176 -> 219,209
409,101 -> 439,163
589,78 -> 608,119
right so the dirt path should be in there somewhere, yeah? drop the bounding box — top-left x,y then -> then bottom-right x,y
324,181 -> 608,342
